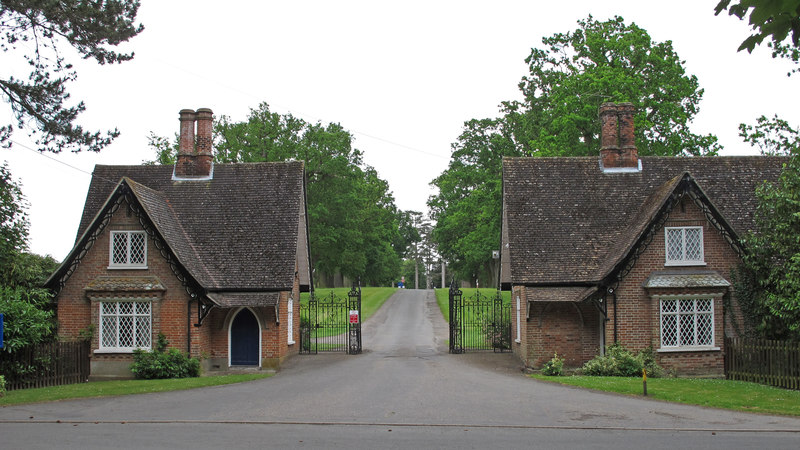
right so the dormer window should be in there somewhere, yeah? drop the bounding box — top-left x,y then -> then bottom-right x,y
665,226 -> 704,266
109,231 -> 147,269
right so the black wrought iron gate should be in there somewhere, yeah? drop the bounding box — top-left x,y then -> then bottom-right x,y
449,284 -> 511,353
299,282 -> 362,354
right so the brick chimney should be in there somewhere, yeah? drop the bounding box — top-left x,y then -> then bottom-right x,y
599,102 -> 639,171
175,108 -> 214,179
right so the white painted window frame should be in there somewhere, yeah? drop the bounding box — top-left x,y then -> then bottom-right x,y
109,230 -> 148,269
515,295 -> 521,343
98,300 -> 152,353
658,296 -> 717,352
664,226 -> 705,266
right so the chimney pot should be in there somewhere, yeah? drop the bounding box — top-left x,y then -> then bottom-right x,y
175,108 -> 213,179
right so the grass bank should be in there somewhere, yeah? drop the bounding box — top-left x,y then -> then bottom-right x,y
301,286 -> 396,322
434,288 -> 511,322
531,374 -> 800,416
0,373 -> 272,406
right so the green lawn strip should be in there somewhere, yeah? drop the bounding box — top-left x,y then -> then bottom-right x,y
0,373 -> 272,406
531,375 -> 800,416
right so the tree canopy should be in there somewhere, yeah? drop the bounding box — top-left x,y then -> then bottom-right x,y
715,1 -> 800,76
0,163 -> 58,353
429,16 -> 720,284
0,0 -> 143,153
733,116 -> 800,339
149,103 -> 406,287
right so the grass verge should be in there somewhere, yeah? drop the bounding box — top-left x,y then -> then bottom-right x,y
0,373 -> 272,406
531,374 -> 800,416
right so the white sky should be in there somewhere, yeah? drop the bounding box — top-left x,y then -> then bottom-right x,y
3,1 -> 799,261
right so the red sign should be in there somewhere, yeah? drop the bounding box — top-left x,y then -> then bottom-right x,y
349,310 -> 359,324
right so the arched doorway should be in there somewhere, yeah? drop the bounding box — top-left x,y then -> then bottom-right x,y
230,308 -> 260,366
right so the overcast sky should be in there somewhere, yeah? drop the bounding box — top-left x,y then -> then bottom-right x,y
3,1 -> 799,261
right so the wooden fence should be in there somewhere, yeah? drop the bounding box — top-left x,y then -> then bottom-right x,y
0,341 -> 91,391
725,337 -> 800,390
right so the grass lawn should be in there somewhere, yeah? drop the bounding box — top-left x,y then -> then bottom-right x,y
300,287 -> 396,322
531,374 -> 800,417
0,373 -> 272,406
434,288 -> 511,323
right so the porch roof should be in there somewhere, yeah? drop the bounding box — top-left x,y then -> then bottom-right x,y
206,292 -> 281,307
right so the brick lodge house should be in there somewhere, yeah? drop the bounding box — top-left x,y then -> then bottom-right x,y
46,108 -> 312,379
500,103 -> 786,376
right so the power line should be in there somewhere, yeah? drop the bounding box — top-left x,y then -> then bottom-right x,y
153,57 -> 450,160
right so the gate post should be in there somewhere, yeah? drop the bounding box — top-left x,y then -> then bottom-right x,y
348,279 -> 362,354
449,281 -> 463,354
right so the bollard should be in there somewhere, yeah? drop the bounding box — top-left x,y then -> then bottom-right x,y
643,368 -> 648,396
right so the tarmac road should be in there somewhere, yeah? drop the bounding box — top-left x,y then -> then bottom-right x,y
1,289 -> 799,449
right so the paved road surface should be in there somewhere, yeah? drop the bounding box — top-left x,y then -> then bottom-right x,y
2,289 -> 799,448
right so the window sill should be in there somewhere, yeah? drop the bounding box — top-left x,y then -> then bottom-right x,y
657,346 -> 720,353
107,265 -> 149,270
95,348 -> 150,354
664,261 -> 706,267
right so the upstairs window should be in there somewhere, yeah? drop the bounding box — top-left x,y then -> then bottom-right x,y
110,231 -> 147,268
665,226 -> 704,265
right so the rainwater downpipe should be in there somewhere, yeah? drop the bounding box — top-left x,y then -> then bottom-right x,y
612,289 -> 618,344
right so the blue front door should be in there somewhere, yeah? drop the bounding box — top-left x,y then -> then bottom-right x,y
231,309 -> 259,365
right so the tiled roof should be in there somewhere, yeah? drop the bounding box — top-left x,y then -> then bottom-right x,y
85,276 -> 166,292
75,162 -> 306,292
206,292 -> 280,307
643,270 -> 731,289
502,156 -> 786,285
525,286 -> 598,303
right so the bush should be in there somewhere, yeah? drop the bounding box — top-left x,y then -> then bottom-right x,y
582,344 -> 663,377
0,375 -> 5,397
541,352 -> 564,376
130,334 -> 200,379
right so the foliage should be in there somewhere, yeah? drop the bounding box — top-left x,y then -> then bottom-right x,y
130,334 -> 200,379
148,103 -> 405,286
715,1 -> 800,53
732,115 -> 800,339
0,0 -> 143,152
429,16 -> 719,281
0,163 -> 28,268
0,286 -> 55,353
541,352 -> 564,376
581,344 -> 663,377
0,375 -> 4,397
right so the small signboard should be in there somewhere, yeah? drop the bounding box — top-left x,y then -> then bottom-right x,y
349,310 -> 359,324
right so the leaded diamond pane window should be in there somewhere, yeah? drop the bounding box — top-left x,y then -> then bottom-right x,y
660,298 -> 714,349
109,231 -> 147,268
99,301 -> 152,351
665,226 -> 704,265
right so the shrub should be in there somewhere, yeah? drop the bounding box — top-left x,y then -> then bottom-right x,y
0,375 -> 5,397
541,352 -> 564,376
582,344 -> 663,377
130,334 -> 200,379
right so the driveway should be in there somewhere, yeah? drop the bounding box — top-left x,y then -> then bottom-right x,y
1,289 -> 799,449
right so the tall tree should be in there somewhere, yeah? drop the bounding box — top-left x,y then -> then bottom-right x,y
0,0 -> 143,153
430,16 -> 719,283
734,116 -> 800,339
148,103 -> 403,286
0,163 -> 57,353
